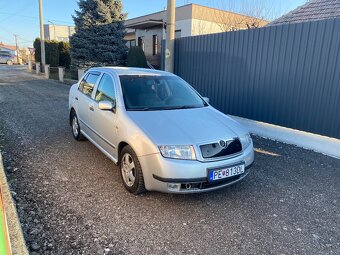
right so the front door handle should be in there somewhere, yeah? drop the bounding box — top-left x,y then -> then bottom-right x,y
89,105 -> 94,111
75,97 -> 78,100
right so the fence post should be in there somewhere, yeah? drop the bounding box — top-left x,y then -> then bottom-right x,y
78,69 -> 85,80
58,67 -> 65,83
28,61 -> 32,71
36,62 -> 40,74
45,64 -> 50,79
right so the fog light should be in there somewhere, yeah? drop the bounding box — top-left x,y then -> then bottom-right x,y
167,183 -> 181,191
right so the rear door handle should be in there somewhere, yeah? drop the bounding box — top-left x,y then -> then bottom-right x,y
89,105 -> 94,111
75,97 -> 78,100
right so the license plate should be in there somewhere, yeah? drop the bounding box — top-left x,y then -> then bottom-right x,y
209,164 -> 245,182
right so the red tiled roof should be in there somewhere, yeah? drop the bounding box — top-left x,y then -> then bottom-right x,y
0,43 -> 17,51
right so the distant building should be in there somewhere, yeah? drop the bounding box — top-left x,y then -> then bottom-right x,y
269,0 -> 340,26
125,4 -> 268,68
0,43 -> 17,56
44,24 -> 75,42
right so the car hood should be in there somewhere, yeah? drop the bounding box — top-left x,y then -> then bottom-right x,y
126,106 -> 247,145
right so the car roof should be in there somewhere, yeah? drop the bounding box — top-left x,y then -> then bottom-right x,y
88,67 -> 175,77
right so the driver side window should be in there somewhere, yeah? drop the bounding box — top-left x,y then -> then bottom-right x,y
95,74 -> 116,103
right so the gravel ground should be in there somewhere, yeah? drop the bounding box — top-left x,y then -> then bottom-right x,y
0,65 -> 339,255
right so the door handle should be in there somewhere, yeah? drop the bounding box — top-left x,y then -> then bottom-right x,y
89,105 -> 94,111
75,97 -> 78,100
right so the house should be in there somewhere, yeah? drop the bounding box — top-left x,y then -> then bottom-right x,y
269,0 -> 340,26
44,24 -> 75,42
125,4 -> 268,69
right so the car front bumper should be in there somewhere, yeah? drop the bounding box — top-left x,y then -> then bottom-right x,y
138,143 -> 254,193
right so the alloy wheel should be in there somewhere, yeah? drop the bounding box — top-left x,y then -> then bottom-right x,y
121,153 -> 136,187
72,115 -> 79,137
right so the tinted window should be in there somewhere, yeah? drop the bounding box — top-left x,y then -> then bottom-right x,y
95,74 -> 115,103
79,72 -> 99,97
0,51 -> 11,56
119,75 -> 207,111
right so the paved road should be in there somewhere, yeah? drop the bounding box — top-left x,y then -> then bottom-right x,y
0,65 -> 339,255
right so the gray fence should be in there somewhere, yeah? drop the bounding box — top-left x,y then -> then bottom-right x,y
174,18 -> 340,139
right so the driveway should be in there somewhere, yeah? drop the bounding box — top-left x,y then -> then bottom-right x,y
0,65 -> 339,255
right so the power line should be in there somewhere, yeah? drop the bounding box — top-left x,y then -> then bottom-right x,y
0,12 -> 74,25
0,0 -> 35,23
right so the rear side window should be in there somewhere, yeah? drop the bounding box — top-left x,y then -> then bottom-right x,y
79,72 -> 100,97
95,74 -> 116,103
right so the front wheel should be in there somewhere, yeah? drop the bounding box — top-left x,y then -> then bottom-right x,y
120,146 -> 146,194
6,60 -> 13,65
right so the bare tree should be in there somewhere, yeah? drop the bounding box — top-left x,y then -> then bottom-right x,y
208,0 -> 277,32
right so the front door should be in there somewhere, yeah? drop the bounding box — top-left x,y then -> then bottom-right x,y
88,73 -> 118,160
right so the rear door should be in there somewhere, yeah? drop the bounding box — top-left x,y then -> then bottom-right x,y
75,72 -> 100,136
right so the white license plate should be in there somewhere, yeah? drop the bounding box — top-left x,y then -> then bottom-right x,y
209,164 -> 245,181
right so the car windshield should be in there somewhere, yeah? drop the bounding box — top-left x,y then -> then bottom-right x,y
119,75 -> 207,111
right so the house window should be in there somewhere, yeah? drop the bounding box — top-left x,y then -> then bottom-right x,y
175,30 -> 182,39
126,39 -> 136,48
152,35 -> 158,55
138,36 -> 144,51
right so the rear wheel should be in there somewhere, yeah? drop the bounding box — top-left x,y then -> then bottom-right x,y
6,60 -> 13,65
120,146 -> 146,194
71,111 -> 86,141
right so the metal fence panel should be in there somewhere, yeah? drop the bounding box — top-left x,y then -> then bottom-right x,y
174,18 -> 340,139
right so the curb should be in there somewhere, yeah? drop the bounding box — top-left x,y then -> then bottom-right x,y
0,153 -> 29,255
231,115 -> 340,159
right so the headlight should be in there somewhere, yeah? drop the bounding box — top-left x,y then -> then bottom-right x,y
240,133 -> 252,150
159,145 -> 196,160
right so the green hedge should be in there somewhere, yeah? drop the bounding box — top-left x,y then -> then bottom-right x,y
34,38 -> 71,68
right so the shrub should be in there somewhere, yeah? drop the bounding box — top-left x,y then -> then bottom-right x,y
58,42 -> 71,68
45,40 -> 59,67
126,46 -> 148,68
33,38 -> 71,68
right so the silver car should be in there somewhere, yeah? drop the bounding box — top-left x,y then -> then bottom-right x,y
0,51 -> 15,65
69,67 -> 254,194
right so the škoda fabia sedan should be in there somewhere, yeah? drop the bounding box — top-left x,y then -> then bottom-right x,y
69,67 -> 254,194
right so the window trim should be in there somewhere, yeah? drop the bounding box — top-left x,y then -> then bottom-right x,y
94,73 -> 116,103
78,71 -> 101,98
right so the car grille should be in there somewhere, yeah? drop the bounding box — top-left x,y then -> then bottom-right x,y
200,138 -> 242,159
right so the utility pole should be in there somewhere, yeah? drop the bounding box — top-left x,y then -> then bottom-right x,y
38,0 -> 46,72
165,0 -> 175,73
14,34 -> 19,64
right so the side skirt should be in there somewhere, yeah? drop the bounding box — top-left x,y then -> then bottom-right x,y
81,130 -> 118,164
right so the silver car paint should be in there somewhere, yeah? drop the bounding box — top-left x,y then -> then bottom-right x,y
69,67 -> 254,193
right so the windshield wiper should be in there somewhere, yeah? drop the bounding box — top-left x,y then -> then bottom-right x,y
128,105 -> 202,111
163,105 -> 202,110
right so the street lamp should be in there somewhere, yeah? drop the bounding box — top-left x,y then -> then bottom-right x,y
48,20 -> 56,40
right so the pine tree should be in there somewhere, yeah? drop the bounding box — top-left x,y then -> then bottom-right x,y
70,0 -> 128,67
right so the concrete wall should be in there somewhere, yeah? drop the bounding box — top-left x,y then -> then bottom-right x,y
135,28 -> 163,68
191,19 -> 225,36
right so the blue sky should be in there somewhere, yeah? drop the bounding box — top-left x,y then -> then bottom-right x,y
0,0 -> 306,48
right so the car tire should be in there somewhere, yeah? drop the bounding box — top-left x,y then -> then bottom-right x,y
6,60 -> 13,65
120,145 -> 146,194
70,111 -> 86,141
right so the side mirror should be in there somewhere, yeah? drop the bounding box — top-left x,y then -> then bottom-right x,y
98,100 -> 116,112
203,97 -> 210,104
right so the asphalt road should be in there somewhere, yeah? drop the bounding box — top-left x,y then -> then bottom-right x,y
0,65 -> 339,255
